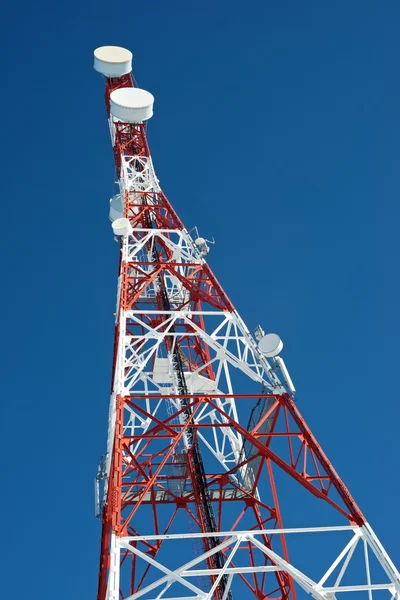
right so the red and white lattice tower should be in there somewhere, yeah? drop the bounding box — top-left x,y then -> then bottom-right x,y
93,46 -> 399,600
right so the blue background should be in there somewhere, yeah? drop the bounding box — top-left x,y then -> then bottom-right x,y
1,1 -> 399,597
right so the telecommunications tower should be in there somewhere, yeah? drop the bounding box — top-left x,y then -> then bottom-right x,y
93,46 -> 399,600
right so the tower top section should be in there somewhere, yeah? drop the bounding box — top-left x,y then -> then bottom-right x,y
110,88 -> 154,122
93,46 -> 132,77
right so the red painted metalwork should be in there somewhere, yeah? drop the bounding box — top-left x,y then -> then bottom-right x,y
96,70 -> 365,600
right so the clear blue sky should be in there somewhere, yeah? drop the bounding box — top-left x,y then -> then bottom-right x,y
1,1 -> 399,598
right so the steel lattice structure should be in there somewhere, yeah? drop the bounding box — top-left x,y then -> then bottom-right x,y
93,46 -> 399,600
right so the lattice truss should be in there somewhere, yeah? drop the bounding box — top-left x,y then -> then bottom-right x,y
95,69 -> 400,600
